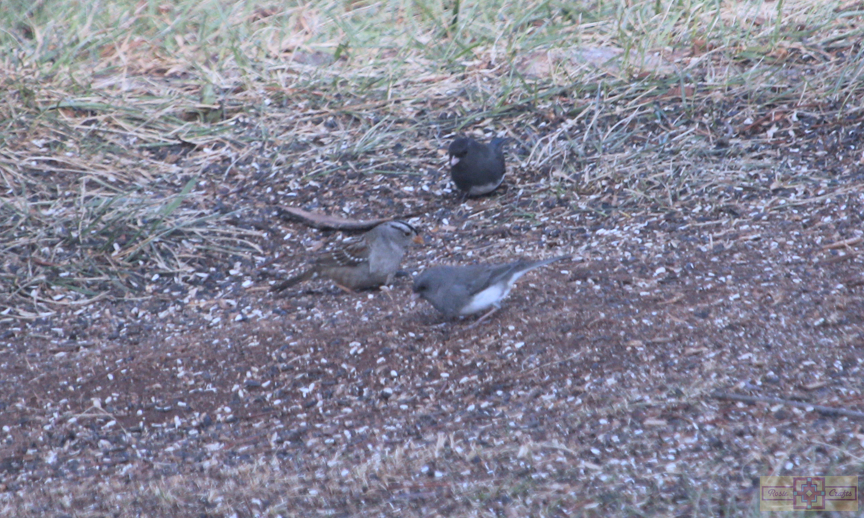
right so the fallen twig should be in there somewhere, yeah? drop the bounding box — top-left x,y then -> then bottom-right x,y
822,236 -> 863,250
277,207 -> 413,231
711,392 -> 864,420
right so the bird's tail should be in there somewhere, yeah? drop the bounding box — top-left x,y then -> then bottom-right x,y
503,255 -> 570,285
270,269 -> 316,293
523,255 -> 569,271
507,255 -> 569,280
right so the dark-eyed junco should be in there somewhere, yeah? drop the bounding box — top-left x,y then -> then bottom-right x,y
448,136 -> 508,197
271,220 -> 422,292
412,255 -> 567,325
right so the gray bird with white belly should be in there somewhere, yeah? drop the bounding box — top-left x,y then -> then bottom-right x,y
413,255 -> 567,326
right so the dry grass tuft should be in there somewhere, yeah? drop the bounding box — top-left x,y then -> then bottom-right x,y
3,1 -> 861,320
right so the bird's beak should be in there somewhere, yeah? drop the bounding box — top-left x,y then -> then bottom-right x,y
449,155 -> 460,167
412,234 -> 425,245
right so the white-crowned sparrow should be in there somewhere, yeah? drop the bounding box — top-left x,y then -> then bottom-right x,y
448,136 -> 508,197
412,255 -> 567,324
272,220 -> 422,292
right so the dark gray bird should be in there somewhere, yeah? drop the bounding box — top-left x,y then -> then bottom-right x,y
272,220 -> 422,292
448,136 -> 508,197
413,255 -> 567,326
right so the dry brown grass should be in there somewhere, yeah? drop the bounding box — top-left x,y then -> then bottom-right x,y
2,0 -> 861,318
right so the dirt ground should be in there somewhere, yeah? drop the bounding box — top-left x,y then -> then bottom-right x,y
3,105 -> 864,516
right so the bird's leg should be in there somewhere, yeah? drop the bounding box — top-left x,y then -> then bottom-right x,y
455,192 -> 475,221
466,305 -> 500,329
456,190 -> 469,213
379,284 -> 395,302
333,283 -> 355,294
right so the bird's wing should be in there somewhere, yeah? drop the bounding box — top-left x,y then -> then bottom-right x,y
316,238 -> 370,268
461,263 -> 519,295
454,256 -> 569,297
480,256 -> 568,290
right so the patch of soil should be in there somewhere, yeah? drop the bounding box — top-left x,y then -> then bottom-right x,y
3,169 -> 864,516
3,87 -> 864,515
